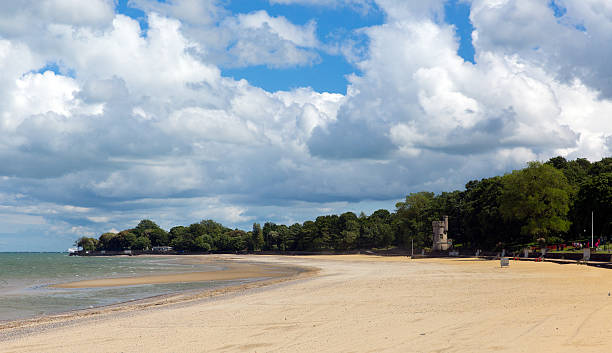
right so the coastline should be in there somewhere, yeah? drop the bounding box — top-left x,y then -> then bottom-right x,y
0,255 -> 317,335
6,255 -> 612,352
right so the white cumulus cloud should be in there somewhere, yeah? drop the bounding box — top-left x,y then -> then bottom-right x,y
1,0 -> 612,250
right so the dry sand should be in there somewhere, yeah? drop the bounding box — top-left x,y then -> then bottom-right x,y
4,254 -> 612,352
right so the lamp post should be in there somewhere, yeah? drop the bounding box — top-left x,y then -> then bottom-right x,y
592,211 -> 594,249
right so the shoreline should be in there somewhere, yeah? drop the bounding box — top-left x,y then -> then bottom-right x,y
52,262 -> 295,288
0,255 -> 318,336
2,253 -> 603,331
7,255 -> 612,352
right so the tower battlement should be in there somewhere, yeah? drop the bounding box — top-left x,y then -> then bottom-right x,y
432,215 -> 450,251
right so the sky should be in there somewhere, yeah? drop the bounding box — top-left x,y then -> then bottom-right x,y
1,0 -> 611,251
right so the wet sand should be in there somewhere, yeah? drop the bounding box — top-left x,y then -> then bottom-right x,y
4,255 -> 612,352
53,262 -> 291,288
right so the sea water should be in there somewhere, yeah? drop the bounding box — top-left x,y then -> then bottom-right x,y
0,253 -> 242,322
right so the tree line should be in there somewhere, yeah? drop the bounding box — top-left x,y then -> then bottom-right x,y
76,156 -> 611,253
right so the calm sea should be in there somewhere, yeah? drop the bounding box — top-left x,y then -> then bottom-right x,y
0,253 -> 242,322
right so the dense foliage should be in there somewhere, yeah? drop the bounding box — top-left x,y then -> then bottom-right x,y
76,157 -> 611,253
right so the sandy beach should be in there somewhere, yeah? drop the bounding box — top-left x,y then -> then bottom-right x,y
4,254 -> 612,352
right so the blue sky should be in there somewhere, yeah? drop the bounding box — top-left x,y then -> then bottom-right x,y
115,0 -> 474,93
0,0 -> 611,251
225,0 -> 476,93
221,0 -> 386,92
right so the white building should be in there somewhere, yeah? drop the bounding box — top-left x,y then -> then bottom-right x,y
152,246 -> 173,252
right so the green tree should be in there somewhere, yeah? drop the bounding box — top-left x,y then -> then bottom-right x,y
168,226 -> 187,247
546,156 -> 591,186
263,222 -> 275,250
395,192 -> 435,248
198,220 -> 229,236
315,215 -> 337,249
226,230 -> 248,252
76,237 -> 98,251
275,224 -> 290,251
135,219 -> 160,234
589,157 -> 612,175
500,162 -> 572,242
194,235 -> 213,252
132,236 -> 151,250
147,228 -> 169,246
286,223 -> 301,251
117,230 -> 138,250
98,232 -> 117,250
364,210 -> 394,248
366,209 -> 394,248
461,177 -> 522,249
573,173 -> 612,239
297,221 -> 318,250
132,220 -> 169,246
214,232 -> 231,251
433,191 -> 465,241
251,223 -> 264,251
335,212 -> 359,250
546,156 -> 568,170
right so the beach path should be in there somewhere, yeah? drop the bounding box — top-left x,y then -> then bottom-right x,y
4,255 -> 612,352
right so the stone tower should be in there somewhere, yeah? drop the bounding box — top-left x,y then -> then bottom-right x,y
432,215 -> 450,251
